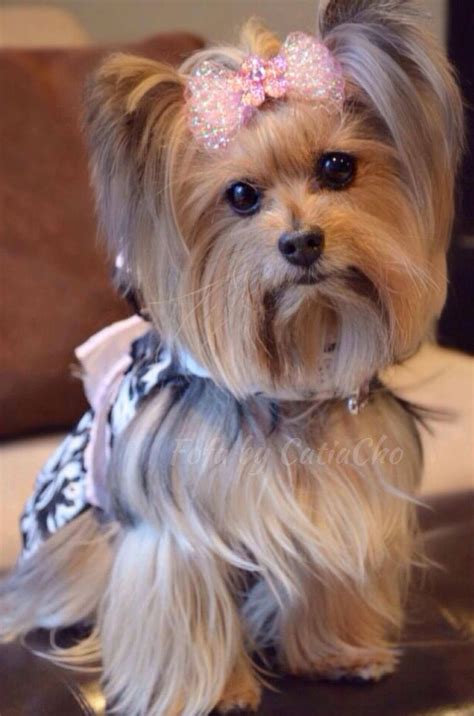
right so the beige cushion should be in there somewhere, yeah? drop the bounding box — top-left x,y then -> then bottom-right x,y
1,433 -> 64,570
384,343 -> 474,495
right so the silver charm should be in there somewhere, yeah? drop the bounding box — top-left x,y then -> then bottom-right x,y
347,385 -> 369,416
347,391 -> 361,415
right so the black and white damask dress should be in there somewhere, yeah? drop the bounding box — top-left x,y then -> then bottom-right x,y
20,316 -> 208,559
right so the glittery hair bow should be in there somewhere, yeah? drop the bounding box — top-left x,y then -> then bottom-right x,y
186,32 -> 344,151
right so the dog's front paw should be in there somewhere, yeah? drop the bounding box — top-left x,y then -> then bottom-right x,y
216,666 -> 261,713
312,647 -> 399,683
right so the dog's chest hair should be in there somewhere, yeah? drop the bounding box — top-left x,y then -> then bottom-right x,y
108,374 -> 421,568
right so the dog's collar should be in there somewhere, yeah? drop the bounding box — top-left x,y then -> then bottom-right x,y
177,346 -> 371,416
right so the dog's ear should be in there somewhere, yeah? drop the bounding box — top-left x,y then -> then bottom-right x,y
319,0 -> 464,180
85,54 -> 186,280
318,0 -> 463,173
320,0 -> 415,34
319,0 -> 463,245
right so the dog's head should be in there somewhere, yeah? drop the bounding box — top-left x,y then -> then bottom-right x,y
87,0 -> 463,399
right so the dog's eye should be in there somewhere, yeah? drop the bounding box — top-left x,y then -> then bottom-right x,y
318,152 -> 356,190
225,181 -> 261,215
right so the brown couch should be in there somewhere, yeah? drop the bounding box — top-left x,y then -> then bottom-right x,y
0,28 -> 202,438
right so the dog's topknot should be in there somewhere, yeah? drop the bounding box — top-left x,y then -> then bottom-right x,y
238,16 -> 281,58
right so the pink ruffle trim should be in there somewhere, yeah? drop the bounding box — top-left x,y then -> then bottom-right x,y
75,316 -> 149,508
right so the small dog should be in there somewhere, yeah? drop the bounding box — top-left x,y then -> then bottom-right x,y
1,1 -> 463,714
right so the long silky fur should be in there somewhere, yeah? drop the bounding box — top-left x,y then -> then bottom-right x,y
102,384 -> 423,715
0,511 -> 117,645
0,2 -> 464,715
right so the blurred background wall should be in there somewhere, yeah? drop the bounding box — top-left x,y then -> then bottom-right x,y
1,0 -> 447,46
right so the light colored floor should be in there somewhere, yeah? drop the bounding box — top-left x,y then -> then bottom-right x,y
1,343 -> 473,570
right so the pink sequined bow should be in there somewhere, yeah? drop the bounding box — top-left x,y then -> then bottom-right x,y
186,32 -> 344,151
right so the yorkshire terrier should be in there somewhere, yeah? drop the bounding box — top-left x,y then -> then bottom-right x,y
0,1 -> 463,714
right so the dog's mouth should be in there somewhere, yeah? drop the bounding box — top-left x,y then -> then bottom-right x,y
286,267 -> 380,314
295,269 -> 327,286
295,266 -> 378,296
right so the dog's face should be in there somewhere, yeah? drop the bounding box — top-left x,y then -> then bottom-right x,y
174,102 -> 426,397
87,4 -> 463,398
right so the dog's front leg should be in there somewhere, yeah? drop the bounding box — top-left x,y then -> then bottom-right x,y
274,394 -> 421,682
278,563 -> 405,683
99,524 -> 260,716
274,473 -> 417,686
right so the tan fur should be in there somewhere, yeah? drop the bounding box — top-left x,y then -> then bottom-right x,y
0,511 -> 116,643
0,2 -> 464,715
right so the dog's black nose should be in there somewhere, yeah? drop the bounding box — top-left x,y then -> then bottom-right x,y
278,229 -> 324,268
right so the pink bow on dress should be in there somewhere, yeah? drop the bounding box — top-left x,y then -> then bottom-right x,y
186,32 -> 345,151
